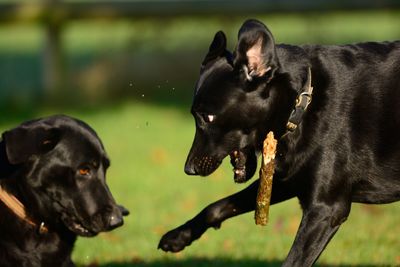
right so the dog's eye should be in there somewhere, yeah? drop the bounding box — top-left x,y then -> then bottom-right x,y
78,167 -> 91,176
200,114 -> 216,123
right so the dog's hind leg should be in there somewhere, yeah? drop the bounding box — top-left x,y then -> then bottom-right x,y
282,198 -> 351,267
158,178 -> 294,252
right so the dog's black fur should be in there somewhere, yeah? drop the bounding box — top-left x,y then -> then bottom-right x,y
0,115 -> 127,267
159,19 -> 400,266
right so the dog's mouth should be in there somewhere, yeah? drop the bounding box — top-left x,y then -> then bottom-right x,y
70,221 -> 97,237
51,199 -> 98,237
187,147 -> 257,182
61,214 -> 98,237
229,147 -> 257,183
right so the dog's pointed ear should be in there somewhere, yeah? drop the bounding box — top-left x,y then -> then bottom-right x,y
202,31 -> 228,66
234,19 -> 279,81
2,122 -> 61,165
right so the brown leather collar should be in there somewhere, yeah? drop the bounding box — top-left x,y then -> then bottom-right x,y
0,185 -> 48,234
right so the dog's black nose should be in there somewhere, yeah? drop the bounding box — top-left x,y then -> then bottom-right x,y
184,164 -> 197,175
118,204 -> 130,216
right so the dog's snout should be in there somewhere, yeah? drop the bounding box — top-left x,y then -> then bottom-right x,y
107,210 -> 124,230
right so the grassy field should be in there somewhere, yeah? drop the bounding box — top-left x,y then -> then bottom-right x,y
1,10 -> 400,267
1,101 -> 399,267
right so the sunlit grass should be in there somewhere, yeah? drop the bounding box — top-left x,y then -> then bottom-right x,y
1,10 -> 399,53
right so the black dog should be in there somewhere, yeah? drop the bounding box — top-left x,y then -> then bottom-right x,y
159,19 -> 400,266
0,115 -> 127,267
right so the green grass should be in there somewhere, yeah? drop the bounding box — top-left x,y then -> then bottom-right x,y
1,101 -> 399,267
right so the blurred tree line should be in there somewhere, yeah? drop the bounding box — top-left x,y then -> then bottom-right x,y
0,0 -> 399,114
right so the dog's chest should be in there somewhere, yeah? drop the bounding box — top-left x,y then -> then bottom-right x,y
0,225 -> 75,267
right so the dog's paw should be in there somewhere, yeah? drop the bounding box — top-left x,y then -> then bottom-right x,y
158,225 -> 194,252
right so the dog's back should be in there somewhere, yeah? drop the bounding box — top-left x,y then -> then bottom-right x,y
277,41 -> 400,203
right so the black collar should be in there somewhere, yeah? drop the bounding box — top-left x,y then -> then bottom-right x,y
285,67 -> 313,134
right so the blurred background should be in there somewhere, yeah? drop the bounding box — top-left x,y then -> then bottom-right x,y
1,1 -> 400,266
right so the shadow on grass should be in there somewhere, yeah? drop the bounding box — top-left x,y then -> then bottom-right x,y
83,258 -> 387,267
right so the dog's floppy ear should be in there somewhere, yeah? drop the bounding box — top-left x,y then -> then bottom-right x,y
0,139 -> 16,178
202,31 -> 228,66
2,121 -> 61,164
234,19 -> 279,81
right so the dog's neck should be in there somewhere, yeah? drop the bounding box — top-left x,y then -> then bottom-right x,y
0,140 -> 49,233
0,181 -> 76,267
0,183 -> 49,234
282,67 -> 313,136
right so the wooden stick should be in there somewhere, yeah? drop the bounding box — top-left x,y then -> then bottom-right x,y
255,131 -> 277,226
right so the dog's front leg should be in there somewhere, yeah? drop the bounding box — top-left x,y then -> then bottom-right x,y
159,178 -> 294,252
282,198 -> 351,267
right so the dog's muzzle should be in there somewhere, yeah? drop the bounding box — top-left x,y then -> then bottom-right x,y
184,155 -> 222,176
61,204 -> 125,237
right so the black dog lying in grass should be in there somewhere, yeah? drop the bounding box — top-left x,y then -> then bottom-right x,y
159,19 -> 400,266
0,115 -> 128,267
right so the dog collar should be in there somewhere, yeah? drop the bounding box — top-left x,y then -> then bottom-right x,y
0,185 -> 48,234
286,67 -> 313,133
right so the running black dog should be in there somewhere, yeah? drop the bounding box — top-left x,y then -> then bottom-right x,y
0,115 -> 128,267
159,19 -> 400,266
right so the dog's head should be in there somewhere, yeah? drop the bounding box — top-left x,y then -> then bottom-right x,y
185,19 -> 295,183
1,115 -> 126,237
